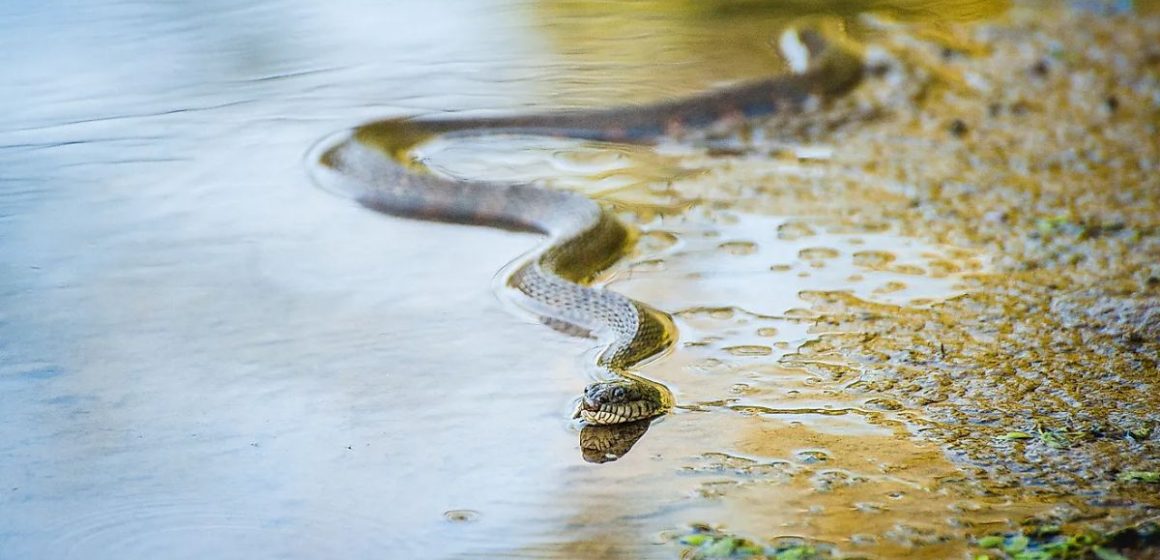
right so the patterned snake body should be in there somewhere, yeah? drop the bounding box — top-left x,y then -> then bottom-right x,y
310,29 -> 862,425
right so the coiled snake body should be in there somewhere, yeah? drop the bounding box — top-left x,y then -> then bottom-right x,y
309,29 -> 862,430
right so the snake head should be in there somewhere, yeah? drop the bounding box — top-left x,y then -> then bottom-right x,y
573,380 -> 666,425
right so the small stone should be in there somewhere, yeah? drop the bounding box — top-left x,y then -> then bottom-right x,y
949,119 -> 969,137
1031,59 -> 1050,77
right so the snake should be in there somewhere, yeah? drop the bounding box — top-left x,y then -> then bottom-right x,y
308,28 -> 862,428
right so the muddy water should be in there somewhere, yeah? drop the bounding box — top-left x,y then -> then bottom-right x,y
3,1 -> 1156,559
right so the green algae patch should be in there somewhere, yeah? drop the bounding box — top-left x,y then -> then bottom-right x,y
1118,472 -> 1160,484
972,521 -> 1159,560
998,432 -> 1034,441
673,522 -> 1160,560
678,525 -> 834,560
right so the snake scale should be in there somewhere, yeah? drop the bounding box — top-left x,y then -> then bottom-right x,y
309,28 -> 862,430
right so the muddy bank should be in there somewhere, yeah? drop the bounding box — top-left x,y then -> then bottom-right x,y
722,2 -> 1160,547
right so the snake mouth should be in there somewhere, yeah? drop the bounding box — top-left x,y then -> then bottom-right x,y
575,399 -> 655,425
573,381 -> 665,425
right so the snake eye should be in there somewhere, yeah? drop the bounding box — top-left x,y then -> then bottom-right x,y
612,387 -> 626,401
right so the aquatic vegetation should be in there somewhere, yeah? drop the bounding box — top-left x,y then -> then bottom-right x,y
972,521 -> 1159,560
678,526 -> 833,560
1117,472 -> 1159,484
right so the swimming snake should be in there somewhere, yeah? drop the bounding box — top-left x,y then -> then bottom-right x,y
308,29 -> 862,444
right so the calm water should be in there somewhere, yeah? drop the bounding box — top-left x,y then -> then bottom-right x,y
2,1 -> 1003,558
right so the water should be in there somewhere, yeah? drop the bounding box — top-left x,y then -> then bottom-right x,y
1,1 -> 1014,558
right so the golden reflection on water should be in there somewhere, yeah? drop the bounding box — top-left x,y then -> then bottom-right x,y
529,0 -> 1010,107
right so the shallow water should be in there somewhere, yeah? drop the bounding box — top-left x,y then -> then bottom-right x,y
8,0 -> 1142,558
